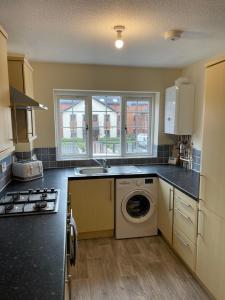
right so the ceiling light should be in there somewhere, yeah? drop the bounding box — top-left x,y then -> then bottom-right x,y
114,25 -> 125,49
164,30 -> 183,41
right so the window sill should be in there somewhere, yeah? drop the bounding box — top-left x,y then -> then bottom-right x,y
56,155 -> 157,161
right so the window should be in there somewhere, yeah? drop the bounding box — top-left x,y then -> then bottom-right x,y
56,97 -> 88,158
55,91 -> 155,160
92,96 -> 121,157
125,98 -> 152,154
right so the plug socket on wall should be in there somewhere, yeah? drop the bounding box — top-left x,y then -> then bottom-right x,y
0,162 -> 7,174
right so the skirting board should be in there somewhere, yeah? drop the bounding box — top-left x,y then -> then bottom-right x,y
78,229 -> 114,240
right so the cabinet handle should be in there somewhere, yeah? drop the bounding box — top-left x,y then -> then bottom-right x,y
176,196 -> 194,210
66,274 -> 72,300
197,209 -> 204,238
169,188 -> 173,211
175,231 -> 190,248
175,208 -> 193,223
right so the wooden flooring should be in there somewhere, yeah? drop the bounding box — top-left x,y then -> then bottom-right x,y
71,236 -> 211,300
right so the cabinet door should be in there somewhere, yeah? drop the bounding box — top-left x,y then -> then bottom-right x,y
200,61 -> 225,219
69,179 -> 114,235
164,86 -> 177,134
158,178 -> 174,244
196,204 -> 225,300
0,31 -> 13,154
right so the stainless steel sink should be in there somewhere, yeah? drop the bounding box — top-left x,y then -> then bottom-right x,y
76,166 -> 108,175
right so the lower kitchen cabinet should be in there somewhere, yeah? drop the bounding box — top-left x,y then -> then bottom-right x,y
158,178 -> 174,245
173,189 -> 198,271
196,203 -> 225,300
69,178 -> 114,239
173,228 -> 196,271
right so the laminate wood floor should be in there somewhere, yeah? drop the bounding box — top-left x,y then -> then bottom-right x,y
71,236 -> 211,300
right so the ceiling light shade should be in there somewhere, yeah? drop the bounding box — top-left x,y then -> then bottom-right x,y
114,25 -> 125,49
164,30 -> 183,41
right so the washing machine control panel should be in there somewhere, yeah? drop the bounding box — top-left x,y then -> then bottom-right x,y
145,178 -> 153,184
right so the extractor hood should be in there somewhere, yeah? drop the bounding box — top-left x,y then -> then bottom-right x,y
10,87 -> 48,110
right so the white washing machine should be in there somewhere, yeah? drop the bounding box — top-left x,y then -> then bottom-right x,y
116,177 -> 158,239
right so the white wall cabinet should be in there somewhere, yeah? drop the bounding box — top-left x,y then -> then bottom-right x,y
164,83 -> 194,135
158,178 -> 174,245
0,26 -> 14,158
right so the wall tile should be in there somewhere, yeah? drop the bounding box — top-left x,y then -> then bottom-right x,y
0,153 -> 13,191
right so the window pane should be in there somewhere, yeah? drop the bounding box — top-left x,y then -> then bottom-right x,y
125,98 -> 151,155
92,96 -> 121,156
58,98 -> 88,156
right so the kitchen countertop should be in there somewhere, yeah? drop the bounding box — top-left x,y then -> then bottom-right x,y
0,164 -> 199,300
72,165 -> 200,200
0,169 -> 71,300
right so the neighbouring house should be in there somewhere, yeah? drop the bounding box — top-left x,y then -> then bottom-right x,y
62,97 -> 118,139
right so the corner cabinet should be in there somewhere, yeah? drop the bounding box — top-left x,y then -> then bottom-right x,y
0,26 -> 14,157
8,55 -> 36,144
164,83 -> 194,135
158,178 -> 174,245
68,178 -> 114,239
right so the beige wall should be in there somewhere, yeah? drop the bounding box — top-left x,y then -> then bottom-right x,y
182,59 -> 208,150
31,62 -> 181,147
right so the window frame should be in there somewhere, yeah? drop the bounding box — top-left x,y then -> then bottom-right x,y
54,90 -> 156,160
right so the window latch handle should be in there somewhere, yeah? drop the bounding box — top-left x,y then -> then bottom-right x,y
86,125 -> 89,131
125,126 -> 127,133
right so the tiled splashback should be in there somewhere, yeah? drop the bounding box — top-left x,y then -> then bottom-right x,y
192,148 -> 201,172
15,145 -> 173,170
0,154 -> 13,191
14,145 -> 201,172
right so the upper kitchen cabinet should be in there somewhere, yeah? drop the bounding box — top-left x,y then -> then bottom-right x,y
200,58 -> 225,219
8,55 -> 36,143
164,81 -> 195,135
8,54 -> 34,97
0,25 -> 14,157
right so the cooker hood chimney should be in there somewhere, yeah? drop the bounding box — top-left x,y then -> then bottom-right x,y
10,87 -> 48,110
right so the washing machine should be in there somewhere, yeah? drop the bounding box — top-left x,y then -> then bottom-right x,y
115,177 -> 158,239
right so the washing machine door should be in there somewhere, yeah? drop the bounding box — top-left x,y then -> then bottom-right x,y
121,190 -> 155,224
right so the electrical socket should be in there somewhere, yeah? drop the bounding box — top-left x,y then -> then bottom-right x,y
0,162 -> 7,174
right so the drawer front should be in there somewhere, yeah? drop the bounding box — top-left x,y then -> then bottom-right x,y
174,189 -> 198,217
173,229 -> 196,271
174,206 -> 197,242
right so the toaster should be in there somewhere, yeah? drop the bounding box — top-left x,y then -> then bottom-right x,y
12,160 -> 43,181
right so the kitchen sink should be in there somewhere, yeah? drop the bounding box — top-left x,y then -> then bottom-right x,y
76,166 -> 108,175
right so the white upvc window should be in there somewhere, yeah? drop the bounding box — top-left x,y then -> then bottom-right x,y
54,90 -> 156,160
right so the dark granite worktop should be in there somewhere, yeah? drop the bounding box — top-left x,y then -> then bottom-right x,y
0,165 -> 199,300
0,169 -> 71,300
71,165 -> 200,200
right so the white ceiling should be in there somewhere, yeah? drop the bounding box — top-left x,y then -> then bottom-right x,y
1,0 -> 225,67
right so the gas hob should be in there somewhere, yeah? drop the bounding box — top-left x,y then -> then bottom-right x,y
0,188 -> 60,217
